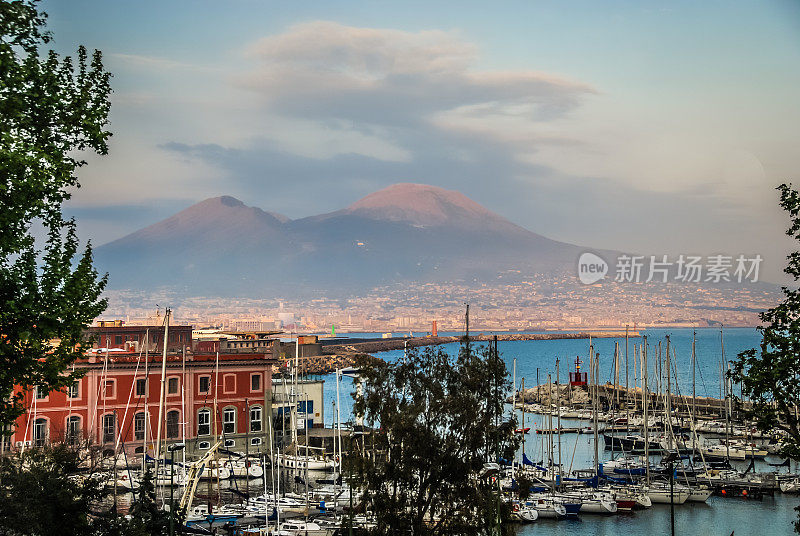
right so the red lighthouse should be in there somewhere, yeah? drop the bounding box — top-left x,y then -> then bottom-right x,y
569,356 -> 588,386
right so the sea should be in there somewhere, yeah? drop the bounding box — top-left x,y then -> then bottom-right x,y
313,327 -> 799,535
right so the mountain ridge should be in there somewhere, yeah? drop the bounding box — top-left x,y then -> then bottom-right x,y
94,183 -> 586,297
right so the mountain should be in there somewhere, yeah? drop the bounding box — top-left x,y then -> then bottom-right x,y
94,184 -> 586,297
338,183 -> 526,233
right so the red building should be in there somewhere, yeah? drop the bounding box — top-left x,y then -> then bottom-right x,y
9,350 -> 278,458
85,320 -> 193,354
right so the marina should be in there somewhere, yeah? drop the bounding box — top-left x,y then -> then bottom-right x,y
71,327 -> 800,535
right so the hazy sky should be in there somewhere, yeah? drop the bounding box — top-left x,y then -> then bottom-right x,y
43,0 -> 800,282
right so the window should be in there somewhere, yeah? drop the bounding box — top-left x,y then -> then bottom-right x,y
167,410 -> 179,439
250,437 -> 262,446
250,374 -> 261,392
223,407 -> 236,434
134,446 -> 144,454
198,376 -> 210,394
197,409 -> 210,436
298,400 -> 314,414
34,386 -> 47,400
134,412 -> 145,441
102,413 -> 116,443
67,416 -> 81,445
114,335 -> 122,345
67,381 -> 79,399
198,441 -> 210,450
168,377 -> 179,395
224,439 -> 235,448
223,374 -> 236,393
103,379 -> 116,399
249,406 -> 262,433
135,378 -> 146,397
33,418 -> 47,447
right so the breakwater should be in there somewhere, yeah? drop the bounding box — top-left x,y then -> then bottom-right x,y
279,353 -> 368,376
321,331 -> 639,355
516,382 -> 741,419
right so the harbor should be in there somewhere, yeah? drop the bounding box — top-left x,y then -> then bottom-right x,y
50,327 -> 800,535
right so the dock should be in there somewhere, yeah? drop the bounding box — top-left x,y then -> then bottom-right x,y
321,331 -> 640,355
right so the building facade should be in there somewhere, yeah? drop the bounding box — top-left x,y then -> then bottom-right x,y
86,321 -> 193,354
9,351 -> 277,458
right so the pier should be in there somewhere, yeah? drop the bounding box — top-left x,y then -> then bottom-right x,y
515,382 -> 749,421
321,331 -> 640,355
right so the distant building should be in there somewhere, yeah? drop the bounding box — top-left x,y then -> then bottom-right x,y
85,320 -> 192,354
271,378 -> 325,444
229,319 -> 280,332
194,332 -> 282,354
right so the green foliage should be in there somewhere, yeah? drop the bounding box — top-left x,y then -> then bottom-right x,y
732,184 -> 800,460
127,470 -> 175,536
0,446 -> 175,536
731,184 -> 800,534
348,343 -> 519,536
0,0 -> 111,428
0,444 -> 100,535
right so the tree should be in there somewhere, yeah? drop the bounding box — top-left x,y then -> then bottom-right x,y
731,183 -> 800,531
0,444 -> 103,536
0,0 -> 111,428
125,470 -> 175,536
0,444 -> 163,536
348,343 -> 519,536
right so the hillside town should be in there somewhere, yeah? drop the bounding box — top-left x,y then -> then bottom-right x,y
100,272 -> 780,334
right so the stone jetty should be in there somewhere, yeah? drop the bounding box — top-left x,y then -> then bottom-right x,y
321,331 -> 639,355
514,381 -> 744,420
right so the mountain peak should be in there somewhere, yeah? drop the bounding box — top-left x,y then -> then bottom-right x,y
218,195 -> 245,208
345,183 -> 516,230
186,196 -> 290,224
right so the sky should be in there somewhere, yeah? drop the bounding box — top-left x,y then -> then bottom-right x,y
42,0 -> 800,282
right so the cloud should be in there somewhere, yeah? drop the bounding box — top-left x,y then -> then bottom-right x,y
75,20 -> 796,283
236,21 -> 594,133
110,53 -> 216,73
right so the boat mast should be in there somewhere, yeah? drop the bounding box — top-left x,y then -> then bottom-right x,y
625,325 -> 630,435
336,369 -> 343,495
691,330 -> 697,453
268,398 -> 276,530
214,350 -> 220,504
181,345 -> 187,478
512,358 -> 516,411
556,359 -> 562,488
304,392 -> 309,523
594,351 -> 600,478
154,310 -> 170,480
613,341 -> 619,460
464,303 -> 470,353
721,328 -> 730,460
614,341 -> 620,417
642,336 -> 650,485
520,377 -> 526,468
142,328 -> 149,478
665,335 -> 673,451
547,373 -> 554,493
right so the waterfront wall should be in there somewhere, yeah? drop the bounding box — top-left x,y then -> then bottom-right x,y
322,331 -> 639,355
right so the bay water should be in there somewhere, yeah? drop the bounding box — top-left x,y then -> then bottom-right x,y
318,328 -> 798,535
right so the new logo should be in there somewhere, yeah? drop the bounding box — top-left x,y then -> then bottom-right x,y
577,252 -> 608,285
